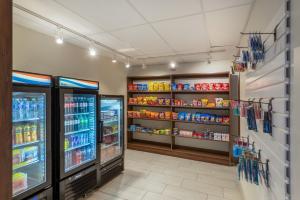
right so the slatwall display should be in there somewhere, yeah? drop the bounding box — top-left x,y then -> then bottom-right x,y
242,1 -> 291,200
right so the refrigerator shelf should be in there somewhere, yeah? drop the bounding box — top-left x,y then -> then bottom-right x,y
65,129 -> 91,136
13,159 -> 40,171
103,119 -> 118,124
13,118 -> 40,123
65,143 -> 91,152
65,158 -> 92,172
102,142 -> 119,149
64,112 -> 92,117
13,140 -> 40,149
103,131 -> 119,137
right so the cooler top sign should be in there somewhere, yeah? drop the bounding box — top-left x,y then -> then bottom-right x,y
59,77 -> 99,90
12,71 -> 52,87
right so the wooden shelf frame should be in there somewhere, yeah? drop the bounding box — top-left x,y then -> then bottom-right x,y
127,73 -> 239,166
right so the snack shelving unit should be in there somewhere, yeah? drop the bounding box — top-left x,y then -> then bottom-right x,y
127,73 -> 239,165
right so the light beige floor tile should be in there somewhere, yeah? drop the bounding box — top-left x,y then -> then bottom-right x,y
145,172 -> 183,186
126,178 -> 167,193
224,188 -> 243,200
163,168 -> 199,180
207,195 -> 232,200
198,174 -> 239,189
142,192 -> 181,200
87,191 -> 125,200
100,183 -> 147,200
162,185 -> 207,200
181,179 -> 223,197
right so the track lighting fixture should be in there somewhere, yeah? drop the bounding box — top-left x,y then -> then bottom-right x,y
89,42 -> 96,56
55,27 -> 63,44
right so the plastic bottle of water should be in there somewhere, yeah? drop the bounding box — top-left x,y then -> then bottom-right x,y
19,98 -> 25,120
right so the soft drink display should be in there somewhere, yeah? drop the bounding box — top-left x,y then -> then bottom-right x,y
64,94 -> 96,172
12,92 -> 47,196
100,99 -> 123,164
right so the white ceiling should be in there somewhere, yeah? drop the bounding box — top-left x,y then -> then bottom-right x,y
13,0 -> 256,65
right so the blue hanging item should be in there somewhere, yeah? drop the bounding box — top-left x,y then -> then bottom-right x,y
263,99 -> 273,135
246,105 -> 258,132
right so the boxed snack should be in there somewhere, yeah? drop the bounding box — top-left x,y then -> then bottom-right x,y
146,111 -> 151,118
178,112 -> 186,121
154,112 -> 159,119
153,82 -> 159,91
148,81 -> 154,91
195,83 -> 201,91
172,83 -> 177,91
215,116 -> 223,123
192,99 -> 198,107
209,114 -> 216,122
209,83 -> 215,91
185,113 -> 192,121
158,98 -> 165,105
150,112 -> 156,119
165,99 -> 171,106
128,84 -> 134,91
222,100 -> 230,107
165,112 -> 171,120
183,83 -> 190,91
215,98 -> 223,108
172,112 -> 178,120
207,103 -> 216,108
159,82 -> 164,91
223,116 -> 230,124
222,83 -> 230,91
214,83 -> 222,91
133,84 -> 138,91
201,83 -> 209,91
164,82 -> 170,91
137,84 -> 143,91
159,112 -> 165,119
128,111 -> 133,118
201,99 -> 209,107
177,83 -> 184,91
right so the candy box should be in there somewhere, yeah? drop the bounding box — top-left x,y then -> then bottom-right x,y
214,83 -> 222,91
128,84 -> 134,91
178,112 -> 186,121
215,98 -> 223,108
222,100 -> 230,107
159,112 -> 165,119
164,82 -> 170,91
137,84 -> 143,91
195,83 -> 201,91
209,114 -> 216,122
192,99 -> 198,107
201,99 -> 209,107
153,82 -> 159,91
172,112 -> 178,120
128,111 -> 133,118
133,84 -> 138,91
222,83 -> 230,91
158,82 -> 164,91
172,83 -> 177,91
146,111 -> 151,118
177,83 -> 184,91
223,116 -> 230,124
183,83 -> 190,91
148,81 -> 154,91
165,112 -> 171,119
201,83 -> 209,91
158,98 -> 165,105
215,116 -> 223,123
165,99 -> 171,105
185,113 -> 191,121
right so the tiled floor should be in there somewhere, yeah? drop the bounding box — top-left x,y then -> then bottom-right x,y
87,150 -> 244,200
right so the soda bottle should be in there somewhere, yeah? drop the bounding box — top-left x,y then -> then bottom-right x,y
15,125 -> 23,144
23,124 -> 31,143
19,98 -> 25,120
30,123 -> 38,141
25,98 -> 30,119
32,98 -> 38,118
64,138 -> 69,150
84,116 -> 89,129
12,98 -> 17,121
76,150 -> 81,164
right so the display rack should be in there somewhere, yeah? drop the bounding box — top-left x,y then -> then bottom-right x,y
127,73 -> 239,165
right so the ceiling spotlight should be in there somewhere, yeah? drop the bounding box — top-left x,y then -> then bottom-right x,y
112,59 -> 117,63
170,61 -> 176,69
55,27 -> 63,44
125,63 -> 131,68
89,42 -> 96,56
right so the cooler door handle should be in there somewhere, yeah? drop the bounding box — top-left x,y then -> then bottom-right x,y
98,120 -> 103,143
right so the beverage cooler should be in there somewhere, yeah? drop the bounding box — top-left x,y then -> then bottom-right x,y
12,71 -> 52,200
53,77 -> 99,200
97,95 -> 124,186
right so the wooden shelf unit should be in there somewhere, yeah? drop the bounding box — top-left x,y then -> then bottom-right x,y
127,73 -> 239,166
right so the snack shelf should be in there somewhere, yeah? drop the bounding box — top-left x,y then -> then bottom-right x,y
65,158 -> 91,172
13,140 -> 40,149
172,134 -> 230,143
129,117 -> 229,126
127,73 -> 238,165
128,104 -> 230,110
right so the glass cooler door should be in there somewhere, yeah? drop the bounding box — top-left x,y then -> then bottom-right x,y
101,98 -> 123,165
63,94 -> 97,172
12,92 -> 47,197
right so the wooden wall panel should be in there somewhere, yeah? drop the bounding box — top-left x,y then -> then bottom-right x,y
0,0 -> 12,199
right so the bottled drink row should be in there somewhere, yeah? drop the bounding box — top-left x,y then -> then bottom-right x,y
64,115 -> 91,133
64,96 -> 94,114
13,97 -> 44,121
64,133 -> 90,150
65,147 -> 94,170
13,123 -> 39,146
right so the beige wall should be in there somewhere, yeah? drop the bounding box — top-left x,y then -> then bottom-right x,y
13,24 -> 127,96
127,60 -> 231,76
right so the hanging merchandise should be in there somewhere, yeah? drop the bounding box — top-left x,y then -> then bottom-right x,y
249,33 -> 265,65
234,140 -> 270,187
231,100 -> 240,116
233,62 -> 247,72
263,101 -> 273,135
246,104 -> 257,132
253,102 -> 262,120
239,101 -> 249,118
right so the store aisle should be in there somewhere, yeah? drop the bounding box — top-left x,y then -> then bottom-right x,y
87,150 -> 243,200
